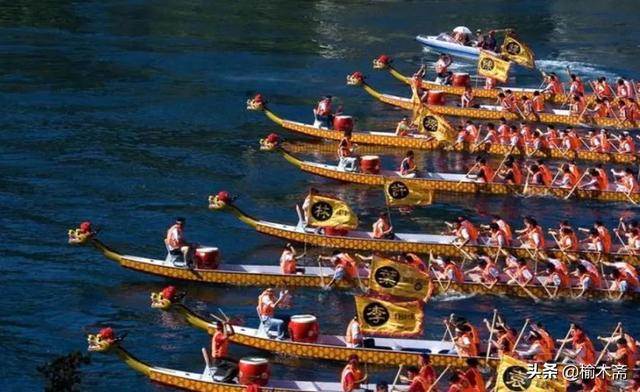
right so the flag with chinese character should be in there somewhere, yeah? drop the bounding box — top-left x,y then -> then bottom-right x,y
500,33 -> 535,69
477,50 -> 511,83
383,179 -> 434,207
496,355 -> 566,392
412,106 -> 456,143
354,295 -> 424,337
368,255 -> 432,301
305,194 -> 358,230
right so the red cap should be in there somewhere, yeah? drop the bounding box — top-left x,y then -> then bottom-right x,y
351,71 -> 364,80
253,94 -> 263,103
266,133 -> 280,143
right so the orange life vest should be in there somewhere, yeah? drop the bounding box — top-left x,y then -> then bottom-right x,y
573,335 -> 596,365
445,263 -> 465,283
345,319 -> 362,345
257,292 -> 275,317
596,82 -> 613,97
596,226 -> 612,252
280,251 -> 297,274
621,136 -> 635,153
457,332 -> 479,357
341,364 -> 363,392
533,341 -> 553,362
165,224 -> 183,249
212,330 -> 228,359
532,95 -> 545,112
616,345 -> 635,369
571,78 -> 585,95
409,375 -> 431,392
595,168 -> 609,189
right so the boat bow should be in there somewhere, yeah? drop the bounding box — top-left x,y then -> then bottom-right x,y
372,55 -> 410,84
246,94 -> 285,127
87,328 -> 152,376
208,192 -> 259,228
68,225 -> 123,263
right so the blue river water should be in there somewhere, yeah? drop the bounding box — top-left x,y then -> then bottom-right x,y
2,1 -> 640,390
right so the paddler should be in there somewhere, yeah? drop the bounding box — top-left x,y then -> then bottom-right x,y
338,130 -> 355,159
526,164 -> 545,186
446,372 -> 473,392
497,117 -> 510,145
496,92 -> 516,113
313,95 -> 333,128
430,255 -> 464,284
434,54 -> 453,85
616,78 -> 636,99
486,223 -> 508,248
256,287 -> 288,340
466,253 -> 500,286
449,216 -> 479,246
506,258 -> 534,286
485,214 -> 513,245
164,217 -> 195,267
396,115 -> 414,136
515,216 -> 545,249
593,77 -> 613,98
532,91 -> 545,113
403,252 -> 427,272
557,325 -> 596,365
569,94 -> 586,116
589,98 -> 610,119
543,73 -> 565,98
615,131 -> 635,153
497,160 -> 522,186
449,324 -> 478,357
602,258 -> 640,292
555,163 -> 578,189
579,227 -> 606,252
604,338 -> 636,373
280,243 -> 305,274
470,157 -> 494,184
341,354 -> 367,392
541,262 -> 570,289
344,315 -> 363,348
592,220 -> 612,252
569,73 -> 585,96
401,366 -> 432,392
211,320 -> 235,367
516,331 -> 553,362
611,167 -> 638,193
319,250 -> 359,289
536,159 -> 553,186
520,96 -> 538,121
399,150 -> 418,177
461,85 -> 474,108
463,358 -> 485,392
476,123 -> 499,146
531,322 -> 556,358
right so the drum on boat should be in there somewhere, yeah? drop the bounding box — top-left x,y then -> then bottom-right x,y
452,72 -> 470,87
360,155 -> 380,174
324,227 -> 349,236
288,314 -> 320,343
194,247 -> 220,269
427,90 -> 446,106
238,357 -> 270,386
333,115 -> 354,132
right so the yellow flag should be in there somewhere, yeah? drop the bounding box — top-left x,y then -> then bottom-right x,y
306,194 -> 358,230
413,106 -> 455,143
495,356 -> 567,392
500,33 -> 535,69
383,179 -> 433,207
354,296 -> 424,337
478,50 -> 511,83
368,255 -> 431,301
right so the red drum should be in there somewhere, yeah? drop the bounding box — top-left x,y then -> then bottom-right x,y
288,315 -> 320,343
324,227 -> 349,236
427,90 -> 446,106
238,357 -> 270,386
194,247 -> 219,269
452,72 -> 471,87
333,115 -> 354,132
360,155 -> 380,174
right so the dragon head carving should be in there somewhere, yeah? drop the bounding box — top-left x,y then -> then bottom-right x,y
150,286 -> 179,310
346,72 -> 365,86
259,133 -> 281,151
68,221 -> 95,245
372,55 -> 391,70
246,94 -> 266,111
208,191 -> 232,210
87,327 -> 117,352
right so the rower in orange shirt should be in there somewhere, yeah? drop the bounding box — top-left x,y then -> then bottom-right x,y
536,159 -> 553,186
280,243 -> 305,274
496,92 -> 515,113
557,325 -> 596,365
507,258 -> 534,285
589,98 -> 610,118
594,163 -> 609,189
472,157 -> 494,184
616,78 -> 636,99
516,331 -> 553,362
341,355 -> 367,392
617,131 -> 636,153
497,117 -> 510,145
569,95 -> 586,116
569,74 -> 585,96
461,85 -> 474,108
498,160 -> 523,185
593,221 -> 612,252
476,123 -> 499,146
517,216 -> 545,250
372,212 -> 394,239
581,169 -> 607,191
543,73 -> 565,98
611,167 -> 638,193
555,164 -> 578,188
402,366 -> 432,392
466,254 -> 500,286
463,358 -> 485,392
594,77 -> 613,98
532,90 -> 545,113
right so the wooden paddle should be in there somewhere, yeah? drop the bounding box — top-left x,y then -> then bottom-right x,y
553,323 -> 575,361
443,320 -> 464,359
594,322 -> 622,366
485,309 -> 498,362
564,171 -> 588,200
505,270 -> 540,303
513,318 -> 530,351
390,364 -> 404,392
458,162 -> 480,184
490,145 -> 516,182
426,366 -> 450,392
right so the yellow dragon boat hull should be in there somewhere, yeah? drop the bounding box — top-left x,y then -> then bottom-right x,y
280,149 -> 640,204
348,74 -> 639,131
251,103 -> 637,164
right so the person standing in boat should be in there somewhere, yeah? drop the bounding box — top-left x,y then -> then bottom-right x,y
461,85 -> 474,108
344,314 -> 363,348
280,243 -> 305,274
372,212 -> 394,239
320,250 -> 359,289
395,115 -> 415,136
209,320 -> 237,382
300,187 -> 319,228
313,95 -> 333,128
256,287 -> 288,340
434,54 -> 453,85
164,217 -> 195,267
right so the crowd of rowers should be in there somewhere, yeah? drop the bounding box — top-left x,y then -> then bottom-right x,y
410,53 -> 640,123
282,212 -> 640,297
250,287 -> 639,391
377,146 -> 638,193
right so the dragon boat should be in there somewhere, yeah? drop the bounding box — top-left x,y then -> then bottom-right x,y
373,55 -> 570,105
87,328 -> 345,391
346,72 -> 639,131
248,95 -> 637,164
208,192 -> 640,266
68,225 -> 638,302
149,288 -> 495,369
273,148 -> 640,205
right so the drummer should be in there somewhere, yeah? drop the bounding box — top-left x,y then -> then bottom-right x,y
399,150 -> 418,177
280,243 -> 305,274
340,354 -> 367,392
164,217 -> 195,267
395,115 -> 415,136
256,288 -> 288,340
211,320 -> 235,366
